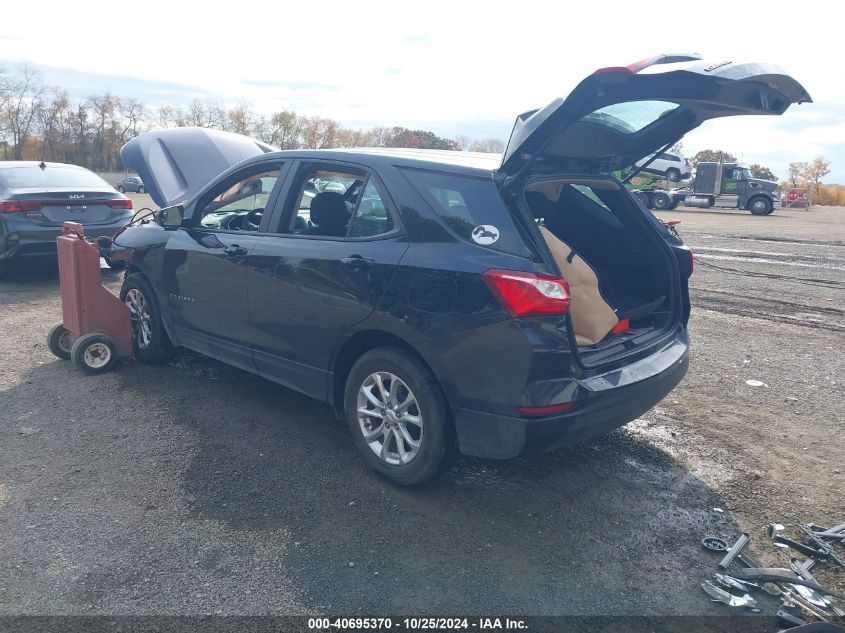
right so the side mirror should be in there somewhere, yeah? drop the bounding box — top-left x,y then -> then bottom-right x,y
156,204 -> 184,229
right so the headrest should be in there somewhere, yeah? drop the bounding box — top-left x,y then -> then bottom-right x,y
310,192 -> 349,227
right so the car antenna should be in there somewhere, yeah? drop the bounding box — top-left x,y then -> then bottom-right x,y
39,161 -> 47,170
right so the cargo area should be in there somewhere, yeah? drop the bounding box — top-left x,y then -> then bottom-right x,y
521,177 -> 679,363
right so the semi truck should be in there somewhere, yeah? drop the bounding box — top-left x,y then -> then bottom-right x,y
683,162 -> 779,215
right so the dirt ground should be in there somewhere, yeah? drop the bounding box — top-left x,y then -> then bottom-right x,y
0,197 -> 843,619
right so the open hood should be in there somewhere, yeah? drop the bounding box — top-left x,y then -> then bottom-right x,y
120,127 -> 277,208
500,54 -> 812,181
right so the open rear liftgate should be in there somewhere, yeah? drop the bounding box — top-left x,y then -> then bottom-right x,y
46,221 -> 133,374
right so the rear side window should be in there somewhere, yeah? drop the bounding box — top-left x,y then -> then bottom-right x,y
400,168 -> 532,257
0,166 -> 111,189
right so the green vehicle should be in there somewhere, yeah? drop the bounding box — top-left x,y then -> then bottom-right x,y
684,162 -> 779,215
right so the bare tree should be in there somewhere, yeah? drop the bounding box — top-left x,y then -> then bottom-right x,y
228,100 -> 254,136
788,161 -> 808,186
1,64 -> 43,159
301,116 -> 338,149
267,110 -> 303,148
469,138 -> 505,153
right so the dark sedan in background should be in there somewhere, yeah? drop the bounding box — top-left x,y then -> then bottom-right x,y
0,161 -> 133,275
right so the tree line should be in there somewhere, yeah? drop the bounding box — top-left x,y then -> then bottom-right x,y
0,64 -> 506,172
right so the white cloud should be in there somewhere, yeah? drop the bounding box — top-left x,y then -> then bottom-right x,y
1,0 -> 843,179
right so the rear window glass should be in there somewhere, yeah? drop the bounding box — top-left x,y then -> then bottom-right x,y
400,168 -> 532,257
0,166 -> 111,189
581,100 -> 679,134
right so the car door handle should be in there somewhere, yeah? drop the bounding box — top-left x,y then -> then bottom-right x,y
223,244 -> 248,257
341,256 -> 375,270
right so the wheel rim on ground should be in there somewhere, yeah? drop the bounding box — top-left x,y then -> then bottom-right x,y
83,343 -> 112,368
125,288 -> 152,349
58,329 -> 73,354
752,199 -> 768,213
357,371 -> 423,465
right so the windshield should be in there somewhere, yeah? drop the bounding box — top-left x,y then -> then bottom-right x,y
739,168 -> 753,179
580,101 -> 679,134
0,165 -> 111,189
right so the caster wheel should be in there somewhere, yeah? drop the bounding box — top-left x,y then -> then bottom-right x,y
47,323 -> 74,360
71,332 -> 118,375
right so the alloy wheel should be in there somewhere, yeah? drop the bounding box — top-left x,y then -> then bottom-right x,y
357,372 -> 423,466
125,288 -> 152,349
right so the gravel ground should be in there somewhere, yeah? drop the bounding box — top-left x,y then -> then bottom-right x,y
0,198 -> 843,617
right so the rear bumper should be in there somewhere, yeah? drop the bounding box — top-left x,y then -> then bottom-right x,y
452,331 -> 689,458
0,216 -> 131,261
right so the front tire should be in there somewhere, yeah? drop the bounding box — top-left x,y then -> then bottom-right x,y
344,347 -> 455,485
120,273 -> 174,364
71,333 -> 118,375
748,197 -> 773,215
665,168 -> 681,182
47,323 -> 74,360
117,185 -> 125,193
138,186 -> 145,194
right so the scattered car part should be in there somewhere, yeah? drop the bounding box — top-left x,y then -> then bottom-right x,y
732,568 -> 845,600
701,580 -> 759,610
782,588 -> 831,622
764,582 -> 785,596
703,537 -> 729,552
791,558 -> 820,584
714,573 -> 757,593
798,524 -> 845,568
774,534 -> 833,559
719,533 -> 751,569
778,624 -> 845,633
777,609 -> 808,627
812,522 -> 845,538
790,584 -> 834,610
790,559 -> 845,618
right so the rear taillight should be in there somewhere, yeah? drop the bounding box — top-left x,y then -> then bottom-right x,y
0,200 -> 41,213
0,198 -> 132,212
482,270 -> 571,317
106,198 -> 133,210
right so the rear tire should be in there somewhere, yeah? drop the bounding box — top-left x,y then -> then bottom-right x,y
344,347 -> 455,485
71,333 -> 118,375
47,323 -> 74,360
119,273 -> 174,364
748,197 -> 773,215
652,192 -> 671,210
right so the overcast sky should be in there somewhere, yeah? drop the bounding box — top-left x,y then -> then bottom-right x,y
2,0 -> 843,181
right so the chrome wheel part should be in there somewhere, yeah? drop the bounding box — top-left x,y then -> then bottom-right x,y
125,288 -> 152,349
751,199 -> 768,213
357,371 -> 423,465
83,342 -> 112,368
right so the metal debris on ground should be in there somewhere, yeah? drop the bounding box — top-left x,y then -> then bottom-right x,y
701,518 -> 845,627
